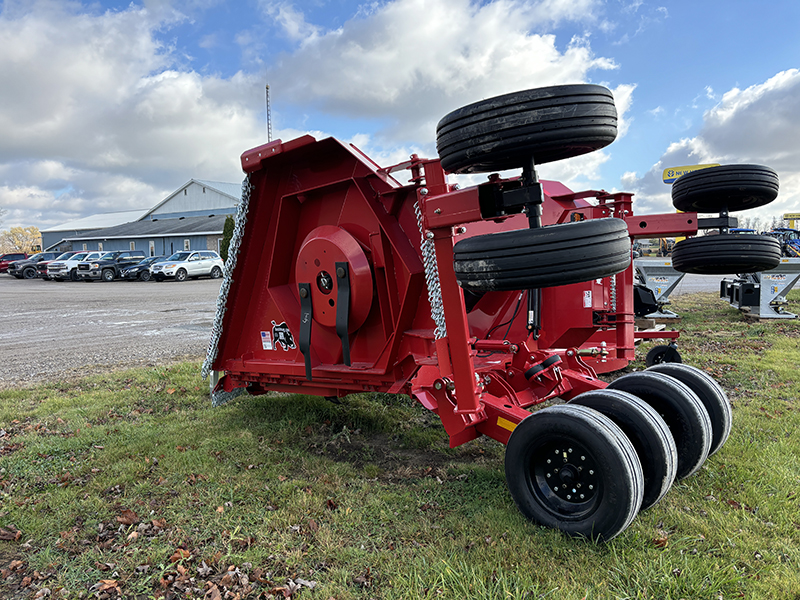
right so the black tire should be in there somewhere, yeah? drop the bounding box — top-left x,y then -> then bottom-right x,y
607,371 -> 711,480
436,85 -> 617,174
101,269 -> 115,282
210,266 -> 222,279
672,164 -> 779,213
569,389 -> 677,511
139,270 -> 151,282
22,267 -> 36,279
505,404 -> 643,542
175,269 -> 187,282
645,345 -> 682,367
69,269 -> 79,282
647,363 -> 731,457
671,234 -> 781,275
453,218 -> 630,292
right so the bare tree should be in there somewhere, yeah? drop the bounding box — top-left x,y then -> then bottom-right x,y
0,226 -> 41,253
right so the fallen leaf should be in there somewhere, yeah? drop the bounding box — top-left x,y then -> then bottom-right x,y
96,579 -> 120,592
0,527 -> 21,541
169,548 -> 191,563
197,561 -> 213,577
205,584 -> 223,600
116,508 -> 139,525
307,519 -> 319,533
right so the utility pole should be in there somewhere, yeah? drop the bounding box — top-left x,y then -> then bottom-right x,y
265,84 -> 273,142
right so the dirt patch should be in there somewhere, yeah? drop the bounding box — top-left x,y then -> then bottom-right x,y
307,430 -> 500,481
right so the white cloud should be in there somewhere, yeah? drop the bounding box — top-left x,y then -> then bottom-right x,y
266,0 -> 614,147
0,0 -> 627,231
261,2 -> 322,44
0,0 -> 265,229
619,69 -> 800,222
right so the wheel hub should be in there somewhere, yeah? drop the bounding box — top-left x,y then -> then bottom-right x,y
537,443 -> 599,505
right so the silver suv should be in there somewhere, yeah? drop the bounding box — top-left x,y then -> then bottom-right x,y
150,250 -> 224,282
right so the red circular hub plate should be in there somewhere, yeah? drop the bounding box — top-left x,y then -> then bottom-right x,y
295,226 -> 373,331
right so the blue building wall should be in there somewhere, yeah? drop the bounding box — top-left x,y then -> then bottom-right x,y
71,235 -> 213,256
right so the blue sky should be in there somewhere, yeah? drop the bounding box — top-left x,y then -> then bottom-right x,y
2,0 -> 800,232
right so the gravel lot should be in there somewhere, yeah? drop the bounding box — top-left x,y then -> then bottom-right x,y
0,268 -> 729,390
0,276 -> 222,389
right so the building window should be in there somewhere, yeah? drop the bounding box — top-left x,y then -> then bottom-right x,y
98,242 -> 103,252
129,241 -> 136,251
217,238 -> 223,253
184,189 -> 187,195
149,241 -> 155,257
82,243 -> 87,251
184,239 -> 190,251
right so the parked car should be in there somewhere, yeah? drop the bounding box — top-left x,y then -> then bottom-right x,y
36,251 -> 81,280
0,253 -> 27,273
7,252 -> 62,279
77,250 -> 148,281
47,251 -> 104,281
119,255 -> 165,281
150,250 -> 224,282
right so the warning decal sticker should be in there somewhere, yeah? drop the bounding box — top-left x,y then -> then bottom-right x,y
261,331 -> 273,350
271,320 -> 297,351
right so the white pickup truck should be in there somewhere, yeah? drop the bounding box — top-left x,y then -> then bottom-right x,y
47,251 -> 105,281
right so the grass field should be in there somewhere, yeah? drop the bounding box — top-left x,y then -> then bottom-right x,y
1,290 -> 799,599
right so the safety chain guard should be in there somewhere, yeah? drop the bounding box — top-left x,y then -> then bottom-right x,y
202,175 -> 253,405
414,200 -> 447,339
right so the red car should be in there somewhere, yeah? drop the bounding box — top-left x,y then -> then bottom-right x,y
0,252 -> 27,273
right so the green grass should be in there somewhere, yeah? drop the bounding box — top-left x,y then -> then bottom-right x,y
1,291 -> 800,599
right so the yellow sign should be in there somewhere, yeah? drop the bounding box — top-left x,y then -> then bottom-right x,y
662,164 -> 720,184
783,213 -> 800,220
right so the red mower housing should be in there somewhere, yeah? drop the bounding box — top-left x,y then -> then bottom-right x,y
205,85 -> 775,540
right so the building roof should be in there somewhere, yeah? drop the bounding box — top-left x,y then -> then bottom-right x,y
41,208 -> 151,233
196,180 -> 244,199
142,179 -> 242,219
65,214 -> 231,241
